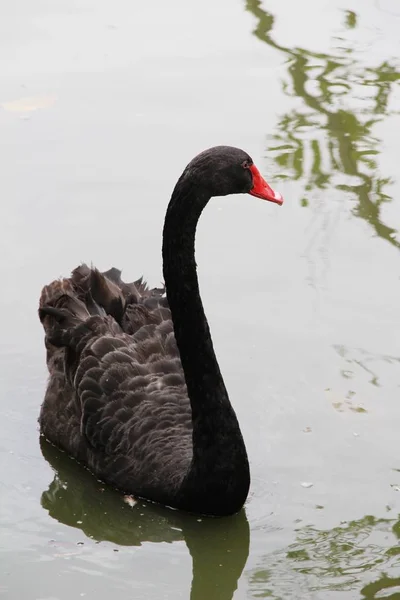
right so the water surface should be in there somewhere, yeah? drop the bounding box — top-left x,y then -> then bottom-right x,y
1,0 -> 400,598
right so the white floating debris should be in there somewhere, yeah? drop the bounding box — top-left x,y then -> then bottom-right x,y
301,482 -> 314,489
123,495 -> 137,507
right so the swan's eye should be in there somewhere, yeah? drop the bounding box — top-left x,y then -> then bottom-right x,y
242,160 -> 251,169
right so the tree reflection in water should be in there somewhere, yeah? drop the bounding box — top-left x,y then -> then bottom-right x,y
245,2 -> 400,597
249,513 -> 400,598
246,0 -> 400,253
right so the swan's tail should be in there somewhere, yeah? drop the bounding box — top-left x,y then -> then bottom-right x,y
39,265 -> 128,326
39,264 -> 166,350
69,264 -> 165,311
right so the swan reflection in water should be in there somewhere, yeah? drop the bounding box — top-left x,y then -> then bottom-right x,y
40,436 -> 250,600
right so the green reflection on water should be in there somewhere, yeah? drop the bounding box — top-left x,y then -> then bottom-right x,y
40,437 -> 249,600
244,3 -> 400,597
249,514 -> 400,598
246,0 -> 400,251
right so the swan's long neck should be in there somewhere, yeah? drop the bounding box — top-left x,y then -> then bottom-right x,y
162,176 -> 250,515
162,179 -> 226,418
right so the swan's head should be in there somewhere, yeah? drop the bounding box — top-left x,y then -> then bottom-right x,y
184,146 -> 284,206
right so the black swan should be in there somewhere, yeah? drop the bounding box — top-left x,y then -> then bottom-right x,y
38,146 -> 283,517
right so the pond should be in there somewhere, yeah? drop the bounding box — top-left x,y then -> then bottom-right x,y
1,0 -> 399,598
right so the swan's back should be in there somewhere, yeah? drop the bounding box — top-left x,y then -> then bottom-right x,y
39,265 -> 193,503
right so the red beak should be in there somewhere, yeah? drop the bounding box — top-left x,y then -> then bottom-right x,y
249,164 -> 283,205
